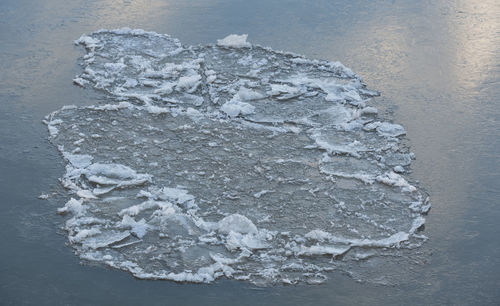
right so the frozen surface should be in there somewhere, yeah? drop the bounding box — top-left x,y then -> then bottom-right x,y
45,29 -> 430,285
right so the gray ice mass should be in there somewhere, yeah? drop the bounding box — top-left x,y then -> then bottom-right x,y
44,29 -> 430,285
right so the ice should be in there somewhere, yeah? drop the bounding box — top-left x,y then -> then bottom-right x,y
45,29 -> 430,285
38,193 -> 50,200
120,215 -> 150,238
176,74 -> 201,92
218,214 -> 258,235
82,163 -> 152,188
366,122 -> 406,137
74,35 -> 100,51
376,171 -> 417,192
220,100 -> 256,117
63,152 -> 93,168
57,198 -> 85,215
297,245 -> 350,256
87,163 -> 141,180
217,34 -> 251,48
80,231 -> 131,249
69,227 -> 102,244
393,165 -> 405,173
225,231 -> 269,251
236,87 -> 265,101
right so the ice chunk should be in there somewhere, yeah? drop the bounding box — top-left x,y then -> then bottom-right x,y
217,34 -> 251,48
298,245 -> 350,256
75,35 -> 100,50
38,193 -> 50,200
376,122 -> 406,137
177,74 -> 201,92
236,87 -> 264,101
120,215 -> 150,238
225,231 -> 268,251
218,214 -> 258,235
57,198 -> 85,215
88,163 -> 140,180
62,152 -> 93,168
220,100 -> 255,117
85,163 -> 152,187
376,171 -> 416,192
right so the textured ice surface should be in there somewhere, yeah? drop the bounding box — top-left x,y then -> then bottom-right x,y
45,29 -> 430,285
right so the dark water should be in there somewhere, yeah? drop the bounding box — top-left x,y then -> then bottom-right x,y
1,0 -> 498,304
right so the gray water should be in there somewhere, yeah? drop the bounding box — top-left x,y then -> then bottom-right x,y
1,0 -> 499,305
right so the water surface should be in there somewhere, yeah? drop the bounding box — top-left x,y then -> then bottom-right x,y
1,0 -> 499,304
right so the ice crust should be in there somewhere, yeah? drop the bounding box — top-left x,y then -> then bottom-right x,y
45,29 -> 430,285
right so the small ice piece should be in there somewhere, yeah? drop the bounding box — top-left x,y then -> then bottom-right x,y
57,198 -> 85,215
218,214 -> 258,235
269,84 -> 299,96
104,62 -> 127,73
376,171 -> 416,192
351,231 -> 410,248
38,193 -> 50,200
74,35 -> 100,50
73,77 -> 89,87
236,87 -> 264,101
93,186 -> 115,196
154,81 -> 175,94
111,239 -> 142,249
85,163 -> 152,187
77,189 -> 98,199
73,139 -> 84,146
158,187 -> 194,205
225,231 -> 268,251
220,100 -> 255,117
363,121 -> 380,132
285,76 -> 344,102
421,198 -> 432,214
410,216 -> 426,233
305,229 -> 333,242
253,190 -> 273,199
298,244 -> 350,257
63,152 -> 93,168
69,227 -> 101,243
123,78 -> 139,88
186,107 -> 203,121
81,231 -> 131,249
210,253 -> 238,265
360,106 -> 378,115
312,138 -> 366,158
119,200 -> 173,217
146,105 -> 169,114
376,122 -> 406,137
120,215 -> 150,238
102,254 -> 113,260
176,74 -> 201,92
44,118 -> 63,137
86,166 -> 131,182
393,166 -> 405,173
217,34 -> 251,48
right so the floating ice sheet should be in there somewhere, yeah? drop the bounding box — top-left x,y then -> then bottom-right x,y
45,29 -> 430,285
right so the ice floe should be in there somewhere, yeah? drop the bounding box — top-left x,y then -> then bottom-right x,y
45,29 -> 430,285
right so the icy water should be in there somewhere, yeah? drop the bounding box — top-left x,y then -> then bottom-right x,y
1,0 -> 499,305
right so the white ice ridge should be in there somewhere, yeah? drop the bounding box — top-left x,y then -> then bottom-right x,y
45,28 -> 430,285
